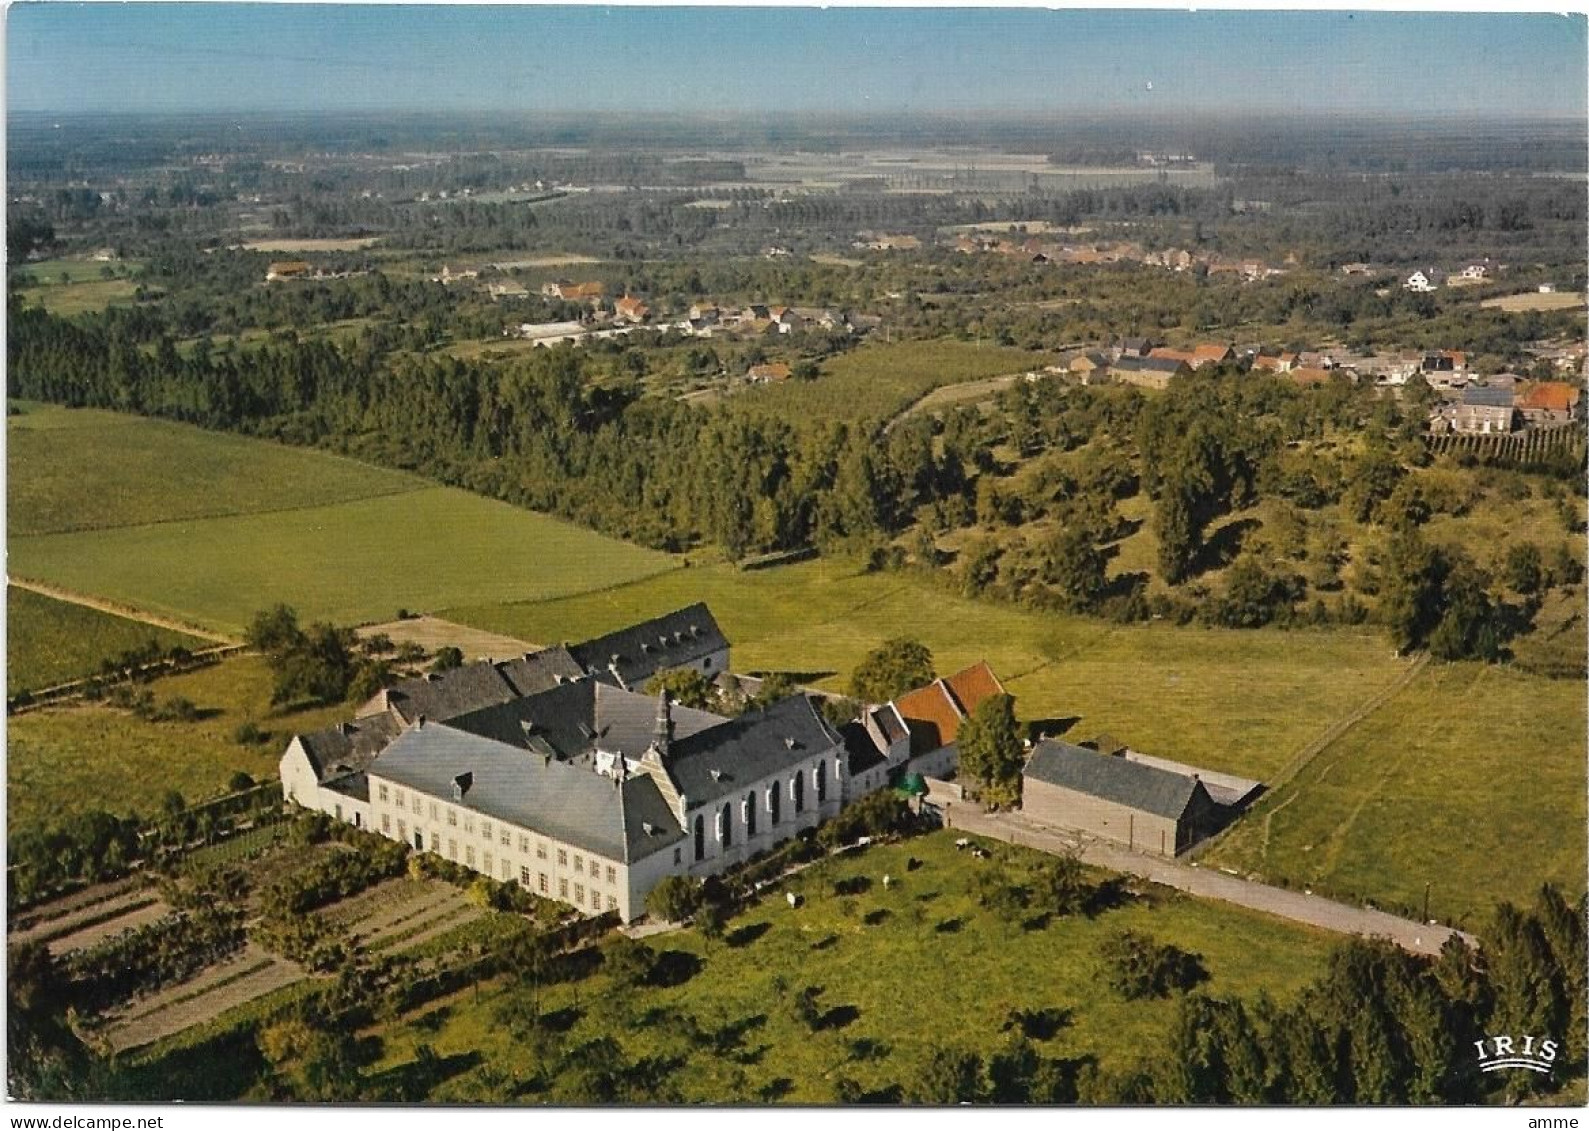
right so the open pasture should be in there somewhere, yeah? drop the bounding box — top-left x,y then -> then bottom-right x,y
7,586 -> 210,697
366,830 -> 1334,1102
1480,291 -> 1586,312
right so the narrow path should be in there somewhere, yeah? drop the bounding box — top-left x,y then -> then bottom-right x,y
945,806 -> 1472,957
7,578 -> 235,644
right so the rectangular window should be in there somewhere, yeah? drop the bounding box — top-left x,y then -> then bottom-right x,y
413,795 -> 422,815
381,813 -> 391,833
377,783 -> 389,802
502,861 -> 511,881
448,838 -> 457,859
520,834 -> 532,853
573,855 -> 583,874
484,852 -> 493,873
520,866 -> 532,887
429,801 -> 438,821
559,878 -> 569,898
447,808 -> 457,827
464,815 -> 474,835
465,846 -> 476,867
482,820 -> 493,840
394,789 -> 405,807
500,828 -> 511,847
574,884 -> 584,904
539,872 -> 549,893
674,847 -> 682,865
398,819 -> 407,840
606,865 -> 616,884
557,848 -> 568,866
536,842 -> 548,860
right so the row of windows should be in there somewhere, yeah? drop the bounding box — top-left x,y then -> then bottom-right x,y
519,866 -> 618,913
378,812 -> 617,885
691,760 -> 829,861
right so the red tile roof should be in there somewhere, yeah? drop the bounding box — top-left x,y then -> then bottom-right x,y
892,661 -> 1007,755
1149,347 -> 1196,364
944,660 -> 1006,718
1517,381 -> 1582,412
1289,367 -> 1335,386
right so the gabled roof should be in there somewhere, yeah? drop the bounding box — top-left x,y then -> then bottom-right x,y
1517,382 -> 1581,412
1148,347 -> 1196,364
295,714 -> 404,784
869,703 -> 909,747
568,603 -> 728,691
1113,356 -> 1188,375
1289,367 -> 1335,387
840,720 -> 888,776
1462,385 -> 1515,409
494,647 -> 585,697
1023,740 -> 1210,821
893,661 -> 1006,754
371,721 -> 684,862
1191,343 -> 1234,365
662,694 -> 840,805
367,663 -> 519,725
445,680 -> 723,764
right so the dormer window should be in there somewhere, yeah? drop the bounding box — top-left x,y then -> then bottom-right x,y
452,772 -> 472,801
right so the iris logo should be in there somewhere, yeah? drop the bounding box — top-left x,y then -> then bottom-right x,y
1473,1034 -> 1558,1074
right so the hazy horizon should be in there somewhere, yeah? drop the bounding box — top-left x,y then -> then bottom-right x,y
8,5 -> 1587,121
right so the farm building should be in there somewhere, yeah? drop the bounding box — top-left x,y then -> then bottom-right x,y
1454,385 -> 1518,434
1516,381 -> 1584,427
1111,355 -> 1188,390
888,661 -> 1007,778
1020,740 -> 1258,858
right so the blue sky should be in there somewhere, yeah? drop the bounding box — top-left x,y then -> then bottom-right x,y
7,5 -> 1586,119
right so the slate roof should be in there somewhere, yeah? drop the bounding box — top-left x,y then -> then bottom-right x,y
494,647 -> 585,697
371,721 -> 685,863
1462,385 -> 1515,409
663,694 -> 841,805
1023,740 -> 1209,821
840,721 -> 888,776
296,714 -> 404,784
869,703 -> 909,747
370,663 -> 518,725
1113,356 -> 1188,376
569,603 -> 728,691
445,680 -> 724,764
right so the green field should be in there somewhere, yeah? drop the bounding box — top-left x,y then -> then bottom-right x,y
8,403 -> 425,536
6,586 -> 209,697
736,338 -> 1052,423
11,259 -> 143,316
6,655 -> 352,834
1204,661 -> 1587,927
8,406 -> 682,635
366,830 -> 1337,1102
447,556 -> 1409,782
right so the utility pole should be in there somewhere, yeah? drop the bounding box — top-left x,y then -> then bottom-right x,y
1423,882 -> 1431,924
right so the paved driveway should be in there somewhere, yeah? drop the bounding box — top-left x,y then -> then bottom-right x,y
942,804 -> 1475,957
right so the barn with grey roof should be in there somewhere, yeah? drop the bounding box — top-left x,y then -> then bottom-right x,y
1021,740 -> 1232,857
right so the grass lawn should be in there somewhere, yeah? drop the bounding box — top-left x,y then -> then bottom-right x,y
15,279 -> 141,316
736,339 -> 1052,424
1203,661 -> 1587,927
364,830 -> 1337,1103
11,485 -> 682,637
6,586 -> 209,697
8,403 -> 425,536
5,655 -> 351,834
445,556 -> 1409,782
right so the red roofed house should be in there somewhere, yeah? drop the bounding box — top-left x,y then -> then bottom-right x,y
1189,343 -> 1236,369
615,295 -> 651,324
746,362 -> 792,384
1516,381 -> 1584,427
1148,347 -> 1197,366
1251,351 -> 1298,373
890,661 -> 1008,777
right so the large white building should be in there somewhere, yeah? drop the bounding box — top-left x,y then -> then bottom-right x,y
280,606 -> 847,921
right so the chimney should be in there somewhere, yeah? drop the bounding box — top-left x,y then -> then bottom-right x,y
654,691 -> 673,757
416,714 -> 426,729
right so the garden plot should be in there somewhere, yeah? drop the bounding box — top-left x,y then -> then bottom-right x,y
44,897 -> 172,957
8,877 -> 148,944
99,944 -> 307,1054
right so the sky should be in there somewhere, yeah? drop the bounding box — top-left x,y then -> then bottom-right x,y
6,4 -> 1587,120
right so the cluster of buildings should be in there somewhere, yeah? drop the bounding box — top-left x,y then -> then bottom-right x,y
1431,379 -> 1583,436
281,606 -> 999,921
280,602 -> 1276,919
948,232 -> 1290,281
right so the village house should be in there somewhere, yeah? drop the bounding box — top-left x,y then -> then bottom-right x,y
1111,355 -> 1188,390
746,362 -> 792,384
1251,350 -> 1298,374
1066,350 -> 1112,384
265,260 -> 312,282
542,280 -> 606,305
1404,268 -> 1446,293
1515,381 -> 1584,427
282,606 -> 856,922
887,661 -> 1007,779
614,295 -> 651,324
1453,385 -> 1518,434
